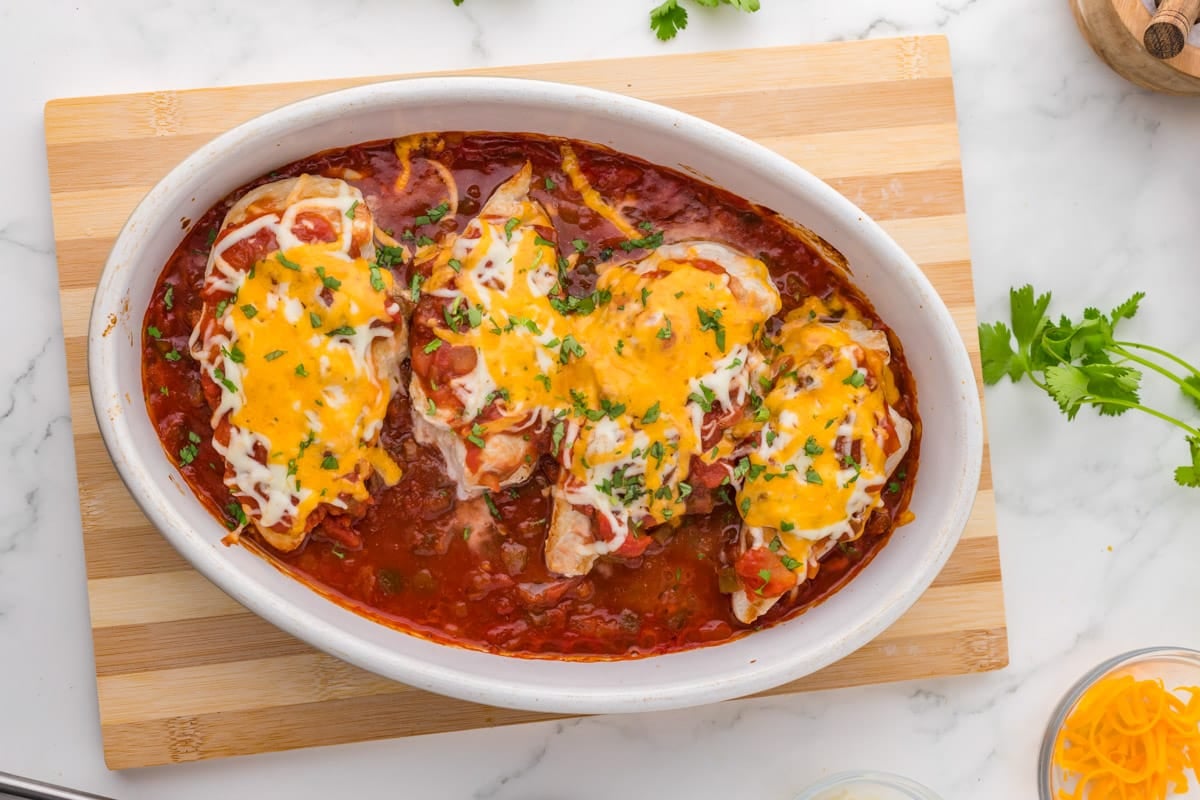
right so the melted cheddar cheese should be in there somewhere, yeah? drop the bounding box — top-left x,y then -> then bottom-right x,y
736,298 -> 912,555
191,178 -> 401,548
416,165 -> 781,552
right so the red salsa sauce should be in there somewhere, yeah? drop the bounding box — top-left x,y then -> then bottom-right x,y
142,133 -> 920,659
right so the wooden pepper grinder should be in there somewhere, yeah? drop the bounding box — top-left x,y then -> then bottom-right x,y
1145,0 -> 1200,57
1071,0 -> 1200,93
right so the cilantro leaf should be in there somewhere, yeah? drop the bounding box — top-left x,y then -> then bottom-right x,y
1010,285 -> 1053,353
1185,376 -> 1200,413
978,321 -> 1019,384
1175,436 -> 1200,488
1110,291 -> 1145,324
650,0 -> 688,40
1043,364 -> 1141,420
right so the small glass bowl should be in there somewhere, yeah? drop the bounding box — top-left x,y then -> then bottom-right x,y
1039,646 -> 1200,799
795,771 -> 943,800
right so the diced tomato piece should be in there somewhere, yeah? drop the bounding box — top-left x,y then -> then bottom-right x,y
688,456 -> 730,489
291,210 -> 338,243
612,531 -> 653,559
217,228 -> 278,271
735,547 -> 798,599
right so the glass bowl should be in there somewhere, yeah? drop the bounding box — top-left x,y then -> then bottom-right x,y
795,771 -> 943,800
1039,646 -> 1200,799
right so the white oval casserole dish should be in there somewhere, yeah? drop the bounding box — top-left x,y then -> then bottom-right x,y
89,77 -> 983,714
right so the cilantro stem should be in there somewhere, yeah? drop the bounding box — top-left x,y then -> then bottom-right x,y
1111,345 -> 1200,406
1081,396 -> 1200,437
1115,341 -> 1200,379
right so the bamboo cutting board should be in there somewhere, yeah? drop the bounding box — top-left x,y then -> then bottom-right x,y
46,36 -> 1006,770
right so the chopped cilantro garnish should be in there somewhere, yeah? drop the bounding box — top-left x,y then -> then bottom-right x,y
164,349 -> 182,362
619,229 -> 664,252
804,436 -> 824,456
600,398 -> 626,419
226,502 -> 248,528
448,258 -> 463,273
559,334 -> 586,364
688,383 -> 716,413
163,284 -> 174,310
467,423 -> 487,448
241,304 -> 258,318
544,177 -> 557,191
641,402 -> 661,424
376,244 -> 406,268
221,345 -> 245,364
147,325 -> 162,339
656,318 -> 673,340
346,200 -> 359,219
309,311 -> 322,328
423,338 -> 443,354
535,373 -> 551,391
327,325 -> 355,337
410,274 -> 424,302
572,238 -> 588,253
264,349 -> 287,362
212,366 -> 237,393
295,363 -> 308,377
417,201 -> 450,225
321,455 -> 339,470
551,420 -> 566,456
805,468 -> 823,485
843,370 -> 866,388
369,265 -> 386,292
697,307 -> 726,352
276,252 -> 302,271
178,441 -> 198,465
483,490 -> 501,519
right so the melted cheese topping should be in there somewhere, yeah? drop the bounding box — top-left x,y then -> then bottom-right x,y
559,145 -> 641,239
421,170 -> 780,552
191,180 -> 401,542
736,298 -> 911,559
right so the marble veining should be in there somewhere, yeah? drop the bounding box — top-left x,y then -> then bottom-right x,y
3,0 -> 1200,796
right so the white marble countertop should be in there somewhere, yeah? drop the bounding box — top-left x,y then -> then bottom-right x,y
3,0 -> 1200,797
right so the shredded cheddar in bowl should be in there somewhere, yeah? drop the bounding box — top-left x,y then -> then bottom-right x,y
1053,673 -> 1200,798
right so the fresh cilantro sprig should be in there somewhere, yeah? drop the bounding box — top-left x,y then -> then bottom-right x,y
980,285 -> 1200,487
450,0 -> 761,41
650,0 -> 761,41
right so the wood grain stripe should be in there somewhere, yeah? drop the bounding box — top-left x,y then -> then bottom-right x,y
100,625 -> 1003,770
89,570 -> 243,628
46,39 -> 951,145
94,581 -> 1004,727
